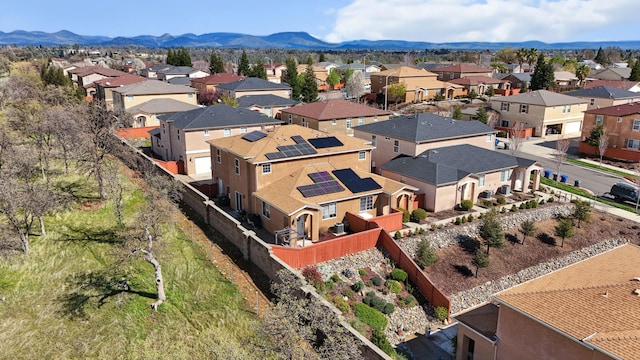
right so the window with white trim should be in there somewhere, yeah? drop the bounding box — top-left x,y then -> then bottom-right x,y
500,169 -> 511,182
332,119 -> 337,125
224,128 -> 231,137
346,118 -> 352,129
633,119 -> 640,131
501,102 -> 509,111
520,104 -> 528,113
262,201 -> 270,218
177,129 -> 180,140
126,95 -> 134,102
590,98 -> 595,106
617,117 -> 623,123
627,139 -> 640,149
234,158 -> 240,175
358,117 -> 364,125
358,151 -> 366,160
478,175 -> 485,187
216,149 -> 221,163
240,127 -> 247,133
204,129 -> 210,136
322,203 -> 337,219
486,134 -> 492,142
262,163 -> 271,174
360,195 -> 374,211
562,105 -> 571,113
188,93 -> 194,98
595,115 -> 604,126
393,140 -> 399,153
373,116 -> 378,122
288,114 -> 292,124
371,135 -> 377,146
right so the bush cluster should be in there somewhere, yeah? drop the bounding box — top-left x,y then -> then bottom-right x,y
354,303 -> 388,330
301,265 -> 322,285
364,291 -> 395,314
370,329 -> 395,356
416,239 -> 437,268
371,276 -> 383,287
332,297 -> 350,314
397,294 -> 418,308
385,280 -> 402,293
459,199 -> 474,211
390,268 -> 408,282
352,280 -> 364,292
410,208 -> 428,222
434,306 -> 449,322
496,196 -> 507,205
397,208 -> 410,222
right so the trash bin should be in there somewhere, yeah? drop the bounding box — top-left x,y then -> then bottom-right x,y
560,174 -> 568,183
504,142 -> 509,150
494,139 -> 500,147
553,173 -> 558,181
543,170 -> 552,178
574,180 -> 581,187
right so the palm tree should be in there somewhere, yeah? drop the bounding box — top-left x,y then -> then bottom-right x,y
526,48 -> 538,72
515,48 -> 527,71
575,64 -> 590,86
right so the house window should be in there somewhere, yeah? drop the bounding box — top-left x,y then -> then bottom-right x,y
360,195 -> 374,212
216,149 -> 221,163
501,103 -> 509,111
204,129 -> 209,136
393,140 -> 399,153
617,117 -> 623,123
301,118 -> 306,127
486,134 -> 492,142
562,105 -> 571,113
501,120 -> 509,127
262,201 -> 270,219
358,117 -> 364,125
262,163 -> 271,174
126,95 -> 134,102
240,127 -> 247,133
234,158 -> 240,175
358,151 -> 366,160
633,119 -> 640,131
374,116 -> 378,122
188,93 -> 194,98
346,118 -> 352,129
332,119 -> 337,125
627,139 -> 640,149
478,175 -> 485,187
466,337 -> 475,360
520,104 -> 528,113
590,98 -> 595,106
322,203 -> 337,219
224,128 -> 231,137
371,135 -> 377,147
449,74 -> 454,80
500,169 -> 511,182
595,115 -> 604,126
177,129 -> 180,140
288,114 -> 292,124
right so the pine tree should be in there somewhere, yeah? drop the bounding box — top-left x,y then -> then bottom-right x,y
318,52 -> 326,63
250,59 -> 267,80
166,49 -> 175,65
238,50 -> 251,76
452,106 -> 462,120
530,53 -> 554,90
300,63 -> 319,103
594,47 -> 607,65
283,56 -> 299,100
478,210 -> 505,255
629,57 -> 640,81
471,250 -> 489,278
476,107 -> 488,124
209,52 -> 225,74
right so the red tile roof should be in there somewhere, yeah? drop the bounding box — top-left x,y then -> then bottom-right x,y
283,99 -> 391,120
584,79 -> 640,91
94,74 -> 147,87
190,73 -> 244,85
585,101 -> 640,116
433,64 -> 493,73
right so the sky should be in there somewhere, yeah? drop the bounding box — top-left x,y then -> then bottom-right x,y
1,0 -> 638,43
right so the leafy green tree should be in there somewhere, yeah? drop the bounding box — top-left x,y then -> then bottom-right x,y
530,53 -> 555,90
209,52 -> 225,74
387,82 -> 406,106
283,56 -> 299,100
485,85 -> 495,97
554,218 -> 574,247
526,48 -> 538,70
478,210 -> 505,255
237,50 -> 251,76
325,69 -> 340,90
491,62 -> 507,73
300,63 -> 318,103
167,47 -> 192,67
166,48 -> 175,65
342,68 -> 354,84
572,200 -> 591,228
471,250 -> 490,278
452,105 -> 462,120
520,80 -> 528,93
318,52 -> 326,63
585,124 -> 604,155
519,219 -> 536,245
476,107 -> 488,124
629,57 -> 640,81
416,238 -> 437,268
515,48 -> 527,69
220,94 -> 238,107
250,59 -> 267,79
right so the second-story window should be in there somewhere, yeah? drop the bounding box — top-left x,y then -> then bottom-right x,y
177,129 -> 180,140
288,114 -> 292,124
633,119 -> 640,131
371,135 -> 377,146
360,195 -> 374,211
234,158 -> 240,175
204,129 -> 209,136
596,115 -> 604,126
240,127 -> 247,133
358,117 -> 364,126
224,128 -> 231,137
520,104 -> 528,113
262,163 -> 271,174
358,151 -> 366,160
393,140 -> 399,153
216,149 -> 221,163
501,103 -> 509,111
301,118 -> 306,127
346,118 -> 352,129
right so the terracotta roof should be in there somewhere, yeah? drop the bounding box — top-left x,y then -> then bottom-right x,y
111,80 -> 196,95
585,101 -> 640,116
433,64 -> 493,73
495,244 -> 640,359
375,66 -> 437,78
207,124 -> 373,164
190,73 -> 245,85
584,80 -> 640,91
126,98 -> 200,115
253,163 -> 413,215
283,99 -> 390,120
94,74 -> 147,87
498,90 -> 587,106
449,76 -> 507,86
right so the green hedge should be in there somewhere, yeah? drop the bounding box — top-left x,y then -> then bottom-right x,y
354,303 -> 388,330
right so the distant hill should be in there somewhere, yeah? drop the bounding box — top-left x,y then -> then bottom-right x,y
1,30 -> 639,50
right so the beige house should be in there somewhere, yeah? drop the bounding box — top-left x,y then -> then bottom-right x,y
449,76 -> 510,95
265,63 -> 286,83
94,74 -> 147,110
379,144 -> 541,212
591,67 -> 631,81
111,80 -> 198,113
457,243 -> 640,360
68,66 -> 127,97
432,64 -> 494,80
190,73 -> 245,104
353,112 -> 497,170
565,85 -> 640,111
280,98 -> 391,136
216,77 -> 292,99
128,98 -> 199,128
237,94 -> 299,118
208,125 -> 416,242
490,90 -> 588,137
156,66 -> 209,82
370,67 -> 465,104
156,104 -> 282,175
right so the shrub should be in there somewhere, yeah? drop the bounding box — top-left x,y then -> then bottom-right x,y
406,229 -> 413,237
358,269 -> 367,276
333,297 -> 350,314
519,202 -> 526,209
342,268 -> 355,278
459,199 -> 474,211
397,294 -> 418,308
455,217 -> 461,225
418,227 -> 426,234
342,288 -> 355,299
525,201 -> 532,209
352,280 -> 364,292
391,268 -> 408,282
330,274 -> 341,283
370,329 -> 395,355
500,207 -> 507,213
394,231 -> 402,240
496,196 -> 507,205
431,224 -> 437,231
302,265 -> 323,285
382,302 -> 396,315
510,204 -> 518,212
467,214 -> 474,222
530,199 -> 538,208
548,197 -> 554,203
364,292 -> 387,312
397,208 -> 410,222
539,199 -> 545,205
371,276 -> 383,286
410,208 -> 429,222
482,200 -> 494,208
461,216 -> 467,224
434,306 -> 449,323
349,317 -> 367,335
385,280 -> 403,293
324,280 -> 335,291
416,238 -> 437,268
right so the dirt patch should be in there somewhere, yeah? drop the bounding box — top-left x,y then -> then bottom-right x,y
424,211 -> 640,295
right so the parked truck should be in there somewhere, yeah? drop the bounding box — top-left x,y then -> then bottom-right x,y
609,182 -> 639,204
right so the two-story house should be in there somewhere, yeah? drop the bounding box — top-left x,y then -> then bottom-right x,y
216,77 -> 292,99
190,73 -> 245,104
94,73 -> 147,110
156,104 -> 282,175
156,66 -> 209,82
449,76 -> 511,96
578,101 -> 640,162
432,64 -> 494,81
68,66 -> 127,97
280,98 -> 391,136
128,98 -> 199,128
208,125 -> 416,242
370,66 -> 465,104
111,80 -> 198,113
237,94 -> 299,118
141,64 -> 173,79
353,112 -> 497,169
565,85 -> 640,111
490,90 -> 588,137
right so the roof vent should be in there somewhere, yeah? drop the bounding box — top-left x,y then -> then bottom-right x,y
633,289 -> 640,296
601,290 -> 610,297
631,277 -> 640,282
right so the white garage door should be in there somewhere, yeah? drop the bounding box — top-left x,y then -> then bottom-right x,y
564,121 -> 582,134
194,156 -> 211,174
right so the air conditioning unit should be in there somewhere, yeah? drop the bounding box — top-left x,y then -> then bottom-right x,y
479,190 -> 494,199
334,223 -> 345,234
500,184 -> 511,195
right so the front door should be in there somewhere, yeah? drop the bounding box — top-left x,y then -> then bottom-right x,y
235,192 -> 243,211
296,214 -> 307,241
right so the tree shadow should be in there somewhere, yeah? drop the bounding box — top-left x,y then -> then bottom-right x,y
506,233 -> 520,245
459,237 -> 480,254
451,264 -> 474,277
57,271 -> 156,320
54,179 -> 101,204
537,232 -> 557,246
60,225 -> 124,245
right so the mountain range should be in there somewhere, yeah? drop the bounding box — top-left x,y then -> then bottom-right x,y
1,30 -> 640,50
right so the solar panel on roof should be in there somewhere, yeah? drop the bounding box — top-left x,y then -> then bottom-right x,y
265,152 -> 286,160
309,171 -> 332,183
241,131 -> 267,142
297,171 -> 345,198
309,136 -> 344,149
332,168 -> 382,193
291,135 -> 306,144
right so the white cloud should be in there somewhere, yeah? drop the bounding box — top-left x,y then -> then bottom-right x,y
323,0 -> 638,43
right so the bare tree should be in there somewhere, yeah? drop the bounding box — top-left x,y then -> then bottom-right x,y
598,127 -> 609,165
105,162 -> 125,227
346,70 -> 365,103
48,105 -> 82,174
509,121 -> 525,156
554,137 -> 571,181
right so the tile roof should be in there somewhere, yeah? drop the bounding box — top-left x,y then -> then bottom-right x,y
498,90 -> 587,106
190,73 -> 245,85
433,64 -> 493,73
455,303 -> 499,341
208,124 -> 373,164
584,80 -> 640,91
495,244 -> 640,360
379,144 -> 535,185
354,112 -> 495,143
69,66 -> 126,77
553,71 -> 578,81
565,85 -> 640,100
584,101 -> 640,116
111,80 -> 196,95
499,73 -> 532,82
283,99 -> 390,120
159,104 -> 282,131
167,77 -> 194,86
157,66 -> 205,75
375,66 -> 438,77
449,76 -> 507,86
237,94 -> 299,108
94,74 -> 147,87
126,98 -> 200,115
593,67 -> 632,78
253,163 -> 413,215
216,77 -> 292,92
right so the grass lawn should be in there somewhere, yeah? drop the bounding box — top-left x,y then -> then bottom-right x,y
540,177 -> 640,214
565,157 -> 637,178
0,171 -> 276,359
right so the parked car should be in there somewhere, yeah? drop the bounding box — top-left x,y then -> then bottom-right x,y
609,182 -> 639,204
